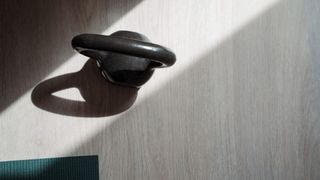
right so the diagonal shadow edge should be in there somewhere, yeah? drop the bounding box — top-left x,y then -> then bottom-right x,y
2,0 -> 284,178
3,0 -> 320,179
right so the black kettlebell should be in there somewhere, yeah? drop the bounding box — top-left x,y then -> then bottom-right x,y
71,31 -> 176,88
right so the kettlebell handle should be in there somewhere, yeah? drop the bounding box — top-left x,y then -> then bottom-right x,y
72,34 -> 176,67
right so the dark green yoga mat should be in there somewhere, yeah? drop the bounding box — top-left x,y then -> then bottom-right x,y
0,155 -> 99,180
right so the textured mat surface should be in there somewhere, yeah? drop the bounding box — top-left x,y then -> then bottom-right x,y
0,155 -> 99,180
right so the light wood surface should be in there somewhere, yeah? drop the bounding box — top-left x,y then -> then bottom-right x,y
1,0 -> 320,179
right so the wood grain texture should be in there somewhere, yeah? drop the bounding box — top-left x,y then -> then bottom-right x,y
1,0 -> 320,179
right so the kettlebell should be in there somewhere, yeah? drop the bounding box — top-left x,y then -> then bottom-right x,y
71,31 -> 176,88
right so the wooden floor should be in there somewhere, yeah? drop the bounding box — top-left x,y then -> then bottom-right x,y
1,0 -> 320,179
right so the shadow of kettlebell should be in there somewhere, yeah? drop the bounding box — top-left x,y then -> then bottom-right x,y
31,59 -> 138,117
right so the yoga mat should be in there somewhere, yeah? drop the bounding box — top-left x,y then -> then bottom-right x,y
0,155 -> 99,180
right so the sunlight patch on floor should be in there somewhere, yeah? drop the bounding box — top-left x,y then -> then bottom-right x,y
0,0 -> 279,160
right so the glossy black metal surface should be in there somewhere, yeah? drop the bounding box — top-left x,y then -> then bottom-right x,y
72,31 -> 176,87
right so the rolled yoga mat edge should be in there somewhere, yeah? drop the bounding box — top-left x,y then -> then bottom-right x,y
0,155 -> 99,180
